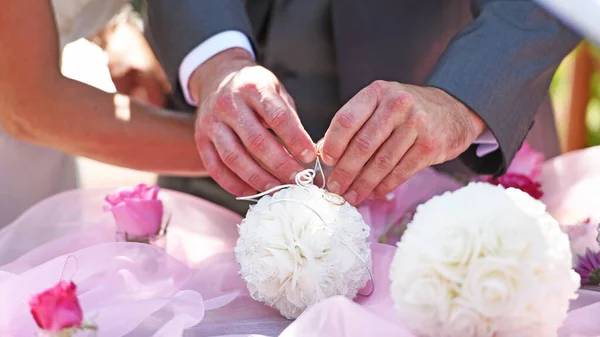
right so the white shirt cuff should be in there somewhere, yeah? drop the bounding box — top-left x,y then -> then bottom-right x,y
473,129 -> 499,157
178,30 -> 255,106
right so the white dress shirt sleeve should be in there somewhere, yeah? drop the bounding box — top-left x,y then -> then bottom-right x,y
179,30 -> 255,106
473,130 -> 499,157
178,31 -> 499,157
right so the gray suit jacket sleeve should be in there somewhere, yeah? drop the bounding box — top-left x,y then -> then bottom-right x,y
144,0 -> 256,109
425,0 -> 580,176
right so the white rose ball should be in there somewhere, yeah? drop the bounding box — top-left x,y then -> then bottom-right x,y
389,183 -> 579,337
235,185 -> 372,319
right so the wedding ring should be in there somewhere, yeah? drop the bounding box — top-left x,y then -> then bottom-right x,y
322,191 -> 346,206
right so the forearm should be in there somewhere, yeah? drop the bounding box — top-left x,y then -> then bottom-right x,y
4,76 -> 206,176
425,0 -> 580,175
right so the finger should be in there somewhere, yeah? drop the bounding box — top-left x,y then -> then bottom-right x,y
326,100 -> 405,195
226,106 -> 304,184
321,82 -> 381,166
343,128 -> 417,205
279,84 -> 297,111
244,86 -> 315,163
196,138 -> 256,196
373,142 -> 432,198
211,124 -> 281,192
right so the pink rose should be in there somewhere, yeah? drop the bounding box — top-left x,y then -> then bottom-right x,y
484,143 -> 545,199
29,281 -> 83,332
506,142 -> 544,180
104,184 -> 164,237
488,173 -> 543,199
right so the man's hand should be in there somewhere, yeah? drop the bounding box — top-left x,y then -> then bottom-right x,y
322,81 -> 486,205
191,48 -> 316,196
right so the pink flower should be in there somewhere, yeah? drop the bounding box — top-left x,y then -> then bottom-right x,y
575,248 -> 600,286
477,143 -> 545,198
104,184 -> 164,237
506,142 -> 544,180
29,281 -> 83,332
488,173 -> 543,199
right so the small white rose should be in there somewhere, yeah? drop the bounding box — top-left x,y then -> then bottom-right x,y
460,257 -> 532,319
445,300 -> 489,337
479,212 -> 547,260
421,222 -> 481,283
391,268 -> 454,329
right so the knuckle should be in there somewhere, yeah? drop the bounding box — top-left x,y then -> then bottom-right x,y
239,82 -> 259,95
372,153 -> 395,171
203,121 -> 222,139
386,172 -> 407,190
405,111 -> 427,129
334,166 -> 356,181
221,149 -> 240,167
246,131 -> 267,152
388,92 -> 414,113
267,106 -> 290,129
335,111 -> 356,129
419,136 -> 442,156
274,158 -> 291,173
354,176 -> 374,190
245,172 -> 263,188
370,80 -> 388,93
213,94 -> 236,114
353,136 -> 373,155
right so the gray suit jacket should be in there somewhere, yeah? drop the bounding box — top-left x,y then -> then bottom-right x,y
144,0 -> 579,213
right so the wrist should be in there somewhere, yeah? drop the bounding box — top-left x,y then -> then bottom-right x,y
189,48 -> 255,103
430,87 -> 486,140
466,108 -> 486,139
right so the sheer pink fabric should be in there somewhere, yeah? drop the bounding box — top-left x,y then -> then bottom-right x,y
0,189 -> 287,337
358,168 -> 462,242
3,146 -> 600,336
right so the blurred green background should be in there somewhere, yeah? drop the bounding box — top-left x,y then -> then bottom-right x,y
550,43 -> 600,148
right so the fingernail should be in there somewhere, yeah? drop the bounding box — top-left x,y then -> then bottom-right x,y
345,190 -> 358,205
366,192 -> 375,200
265,183 -> 277,191
328,181 -> 341,194
290,172 -> 299,182
300,149 -> 316,163
323,155 -> 335,166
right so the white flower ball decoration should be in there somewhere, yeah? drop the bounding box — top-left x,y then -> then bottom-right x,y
389,182 -> 579,337
235,184 -> 372,319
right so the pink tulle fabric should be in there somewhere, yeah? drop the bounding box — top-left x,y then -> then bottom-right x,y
358,167 -> 463,243
2,147 -> 600,336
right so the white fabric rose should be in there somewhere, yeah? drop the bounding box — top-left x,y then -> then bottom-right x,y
389,183 -> 579,337
235,185 -> 372,319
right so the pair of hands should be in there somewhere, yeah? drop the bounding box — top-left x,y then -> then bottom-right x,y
191,49 -> 486,206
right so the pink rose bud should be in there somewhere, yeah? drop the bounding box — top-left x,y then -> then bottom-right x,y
29,281 -> 83,332
104,184 -> 164,237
